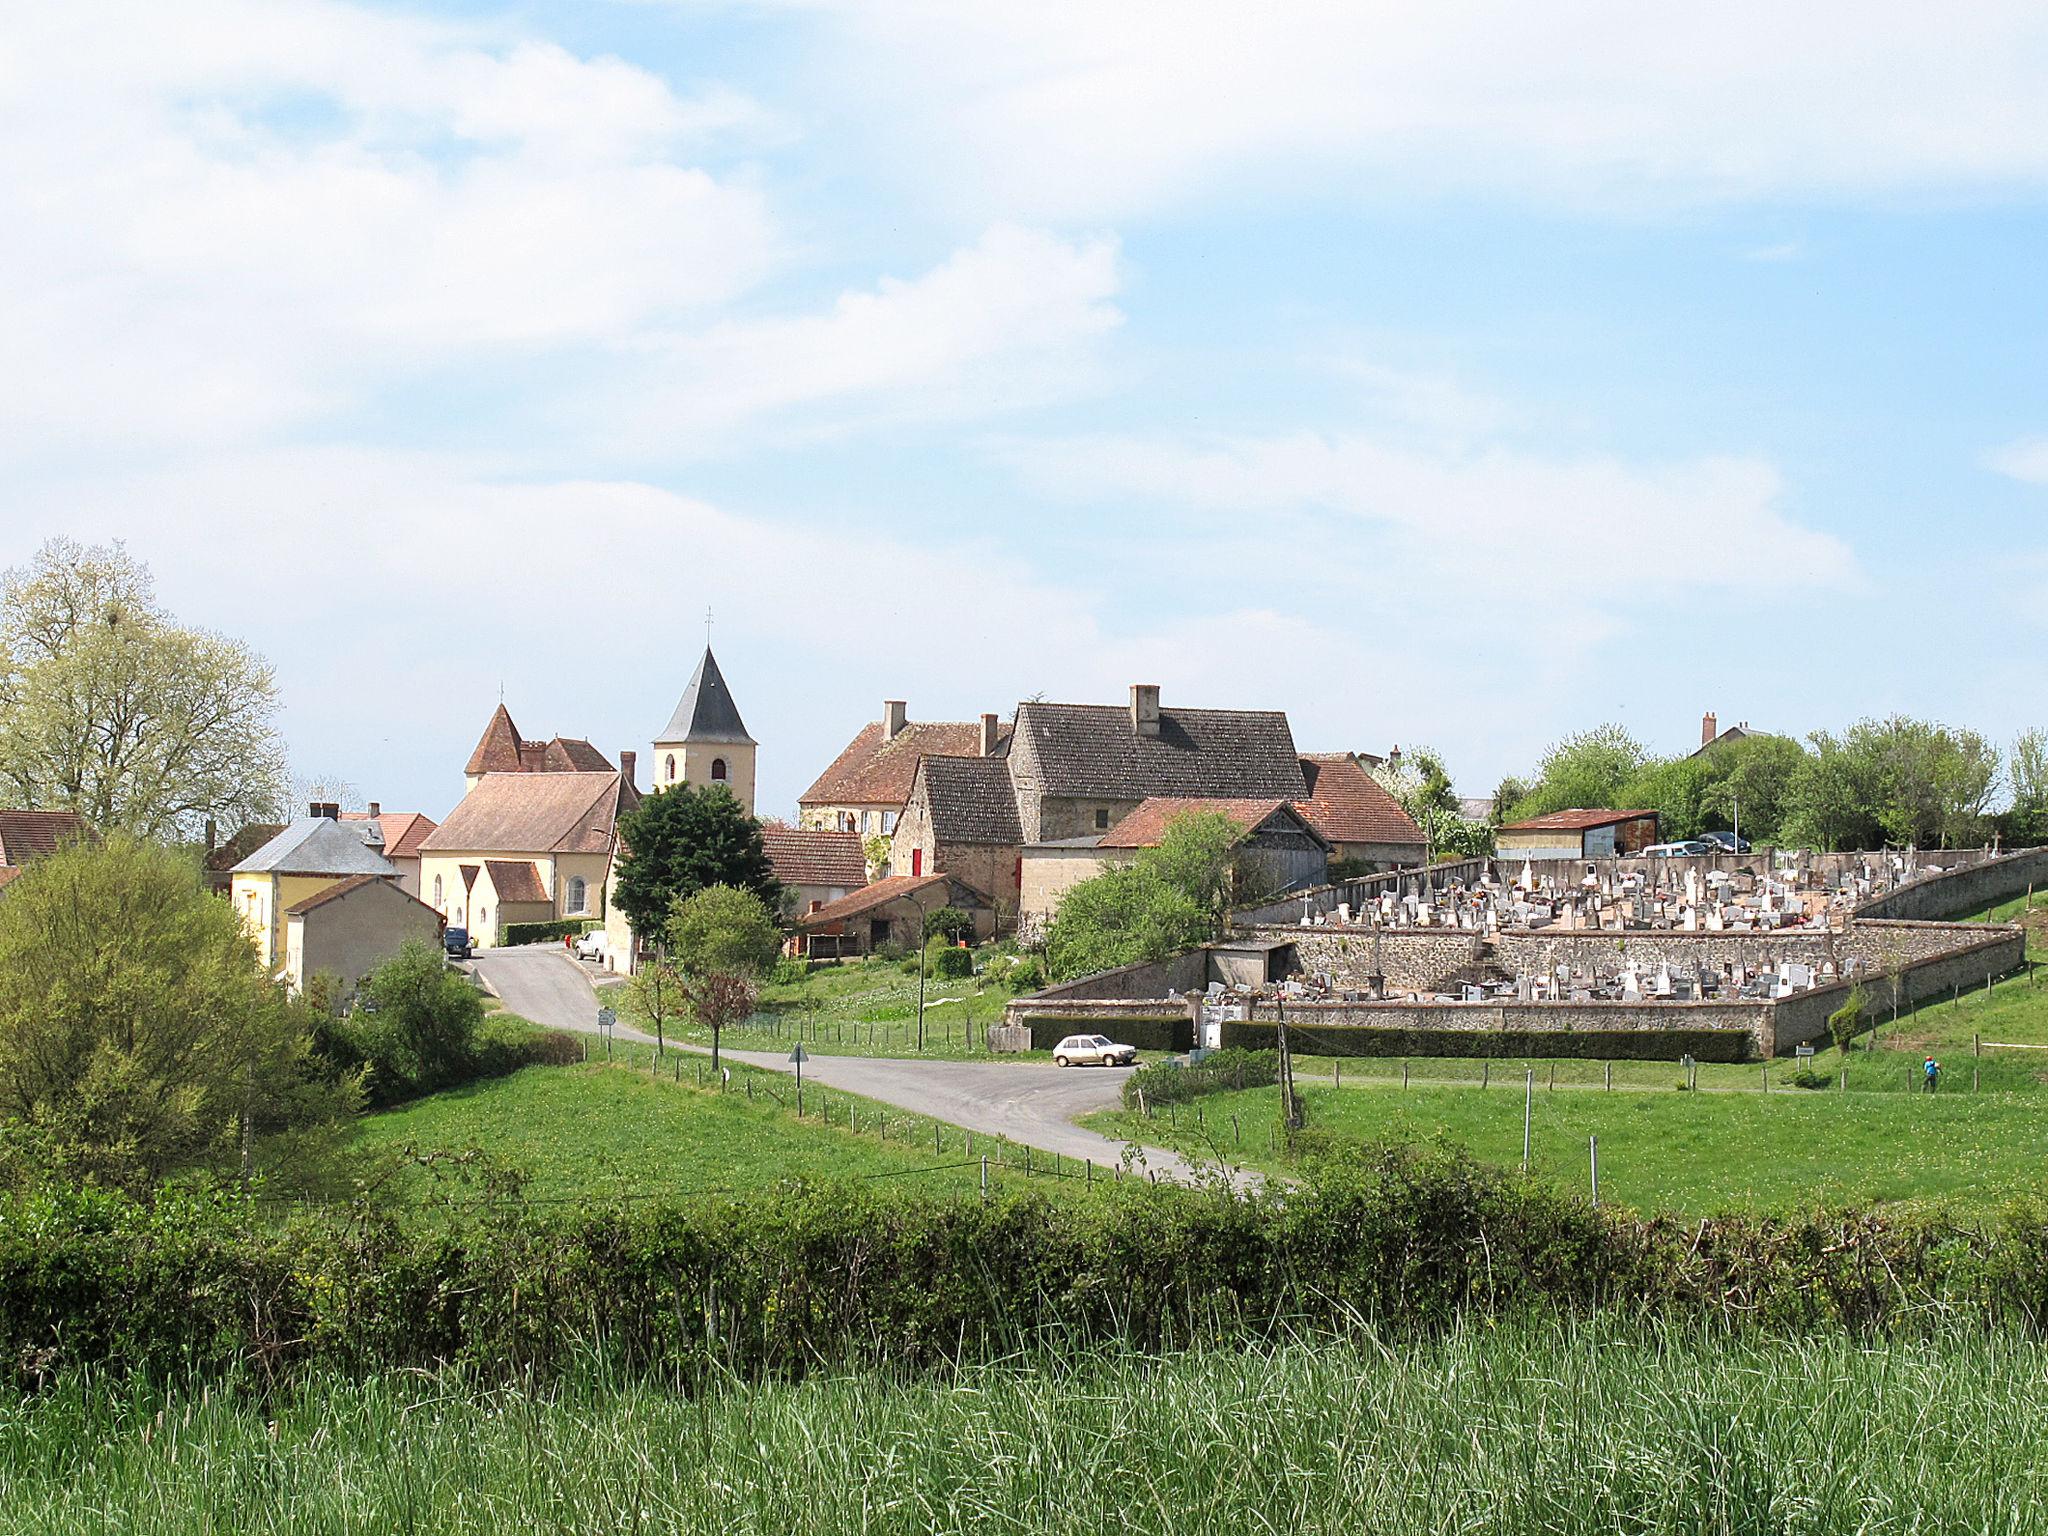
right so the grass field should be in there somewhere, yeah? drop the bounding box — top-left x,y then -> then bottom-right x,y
8,1323 -> 2048,1533
618,954 -> 1031,1061
348,1058 -> 1065,1209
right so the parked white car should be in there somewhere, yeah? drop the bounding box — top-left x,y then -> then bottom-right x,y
1052,1034 -> 1138,1067
572,928 -> 609,963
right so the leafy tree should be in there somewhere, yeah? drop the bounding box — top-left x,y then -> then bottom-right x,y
1698,733 -> 1808,845
1045,864 -> 1210,981
625,953 -> 688,1058
1784,718 -> 1998,850
1143,810 -> 1254,920
0,539 -> 287,839
345,941 -> 484,1104
1372,746 -> 1492,858
1509,725 -> 1650,821
0,836 -> 351,1190
925,905 -> 974,943
2005,729 -> 2048,845
613,783 -> 782,941
862,833 -> 893,881
667,884 -> 782,1071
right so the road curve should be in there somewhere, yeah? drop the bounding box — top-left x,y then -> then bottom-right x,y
469,947 -> 1232,1185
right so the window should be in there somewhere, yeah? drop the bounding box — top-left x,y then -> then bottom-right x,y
711,757 -> 728,782
1095,809 -> 1111,830
432,874 -> 444,908
566,875 -> 588,915
882,811 -> 897,834
665,754 -> 676,782
479,906 -> 490,930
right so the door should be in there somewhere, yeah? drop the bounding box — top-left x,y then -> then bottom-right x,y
910,848 -> 923,876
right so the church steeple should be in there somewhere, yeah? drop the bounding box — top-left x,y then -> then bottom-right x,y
653,647 -> 757,811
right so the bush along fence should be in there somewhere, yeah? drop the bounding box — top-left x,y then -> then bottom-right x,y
500,918 -> 598,947
1123,1049 -> 1279,1109
12,1146 -> 2048,1390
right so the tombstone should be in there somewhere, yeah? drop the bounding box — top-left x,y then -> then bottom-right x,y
1681,904 -> 1699,931
1336,903 -> 1351,925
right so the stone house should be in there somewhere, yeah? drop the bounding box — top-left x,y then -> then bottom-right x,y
281,873 -> 443,995
1293,753 -> 1426,867
888,753 -> 1023,914
763,825 -> 870,920
793,872 -> 993,958
418,770 -> 639,948
800,702 -> 1007,840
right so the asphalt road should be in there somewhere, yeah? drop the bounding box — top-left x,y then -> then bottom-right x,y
470,947 -> 1225,1184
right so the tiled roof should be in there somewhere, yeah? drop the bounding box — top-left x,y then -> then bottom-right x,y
1013,702 -> 1306,801
800,717 -> 1010,808
484,860 -> 550,904
1294,755 -> 1425,849
542,738 -> 614,772
340,810 -> 439,862
466,705 -> 529,777
0,810 -> 87,865
233,818 -> 398,878
762,827 -> 870,889
422,772 -> 631,856
1098,797 -> 1326,850
795,873 -> 949,929
658,648 -> 754,746
1501,808 -> 1656,832
920,755 -> 1022,845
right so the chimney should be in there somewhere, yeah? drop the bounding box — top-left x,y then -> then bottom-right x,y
980,712 -> 1000,757
367,801 -> 380,818
1130,684 -> 1161,738
1701,711 -> 1718,747
619,750 -> 637,789
883,700 -> 908,742
311,801 -> 340,820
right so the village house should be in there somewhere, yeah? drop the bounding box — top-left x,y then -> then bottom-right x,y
229,809 -> 398,972
1692,710 -> 1758,758
1294,753 -> 1428,866
800,702 -> 1007,842
762,825 -> 870,919
793,872 -> 994,958
340,804 -> 437,896
888,751 -> 1022,909
279,873 -> 444,995
0,809 -> 88,892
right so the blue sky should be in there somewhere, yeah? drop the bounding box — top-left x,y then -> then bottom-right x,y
4,1 -> 2048,821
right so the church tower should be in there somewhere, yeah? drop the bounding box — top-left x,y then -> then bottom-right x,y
653,647 -> 757,813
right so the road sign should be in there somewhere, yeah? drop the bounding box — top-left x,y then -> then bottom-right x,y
1795,1042 -> 1815,1058
596,1007 -> 616,1030
788,1042 -> 808,1065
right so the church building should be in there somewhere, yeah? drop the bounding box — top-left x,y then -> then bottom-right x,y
652,648 -> 757,814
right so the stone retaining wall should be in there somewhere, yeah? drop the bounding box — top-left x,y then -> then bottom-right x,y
1854,846 -> 2048,922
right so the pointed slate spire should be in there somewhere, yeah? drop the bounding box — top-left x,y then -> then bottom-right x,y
657,647 -> 755,745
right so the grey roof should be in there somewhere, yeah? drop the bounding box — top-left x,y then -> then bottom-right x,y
920,755 -> 1023,845
232,817 -> 397,878
1014,702 -> 1307,802
657,648 -> 754,746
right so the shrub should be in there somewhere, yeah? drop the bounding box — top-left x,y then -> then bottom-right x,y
501,919 -> 593,947
333,942 -> 485,1106
1007,957 -> 1046,992
1023,1014 -> 1192,1052
1123,1048 -> 1277,1109
925,940 -> 973,980
769,956 -> 811,986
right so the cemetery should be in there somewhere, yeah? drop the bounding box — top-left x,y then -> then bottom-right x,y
1006,845 -> 2048,1062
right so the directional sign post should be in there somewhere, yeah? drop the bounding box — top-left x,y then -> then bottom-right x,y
597,1006 -> 616,1062
790,1041 -> 808,1108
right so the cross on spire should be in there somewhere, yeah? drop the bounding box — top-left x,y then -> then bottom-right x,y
704,606 -> 714,647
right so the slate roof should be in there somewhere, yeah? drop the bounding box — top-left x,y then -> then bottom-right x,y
794,873 -> 949,929
800,717 -> 1011,808
0,810 -> 87,865
232,818 -> 398,878
918,755 -> 1023,845
1500,808 -> 1656,832
1098,797 -> 1328,851
484,860 -> 550,904
421,772 -> 635,856
762,827 -> 870,890
1013,702 -> 1306,801
1294,754 -> 1425,849
658,648 -> 754,746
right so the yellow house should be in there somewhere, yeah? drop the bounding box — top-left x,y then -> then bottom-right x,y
229,814 -> 400,973
417,770 -> 639,949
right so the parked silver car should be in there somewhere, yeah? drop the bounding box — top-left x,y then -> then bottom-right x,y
1052,1033 -> 1138,1067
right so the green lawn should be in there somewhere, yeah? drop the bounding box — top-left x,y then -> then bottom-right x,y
350,1058 -> 1063,1210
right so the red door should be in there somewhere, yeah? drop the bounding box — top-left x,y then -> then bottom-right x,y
911,848 -> 923,876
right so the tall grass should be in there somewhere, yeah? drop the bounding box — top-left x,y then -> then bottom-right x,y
3,1323 -> 2047,1532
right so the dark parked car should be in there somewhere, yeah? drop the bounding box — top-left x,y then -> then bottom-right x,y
1696,830 -> 1753,853
443,925 -> 474,960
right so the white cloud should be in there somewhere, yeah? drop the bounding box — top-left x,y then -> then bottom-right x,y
1012,428 -> 1857,602
599,224 -> 1123,452
1990,438 -> 2048,485
785,1 -> 2048,219
0,1 -> 779,460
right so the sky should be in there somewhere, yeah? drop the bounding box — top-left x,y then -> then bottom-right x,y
5,0 -> 2048,821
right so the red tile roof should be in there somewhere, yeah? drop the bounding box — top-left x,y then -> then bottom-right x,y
466,705 -> 529,776
795,873 -> 948,929
1294,754 -> 1425,849
1500,808 -> 1657,832
800,718 -> 1008,808
762,827 -> 869,890
423,772 -> 631,856
1098,797 -> 1324,850
285,872 -> 443,922
0,809 -> 87,865
542,738 -> 614,772
465,705 -> 614,778
484,860 -> 550,904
